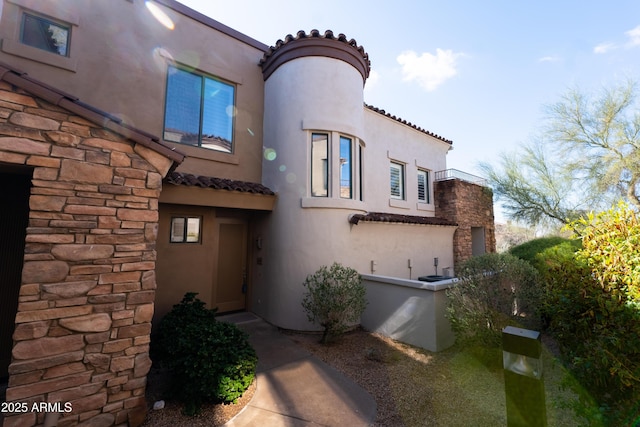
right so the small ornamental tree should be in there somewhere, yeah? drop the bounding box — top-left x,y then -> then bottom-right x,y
301,263 -> 367,344
446,253 -> 543,348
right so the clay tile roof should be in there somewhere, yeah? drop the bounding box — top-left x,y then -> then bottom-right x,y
365,104 -> 453,144
349,212 -> 457,226
259,29 -> 371,82
165,171 -> 275,195
0,61 -> 185,165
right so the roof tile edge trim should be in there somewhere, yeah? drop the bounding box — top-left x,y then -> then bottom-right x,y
259,29 -> 371,82
349,212 -> 457,226
365,104 -> 453,144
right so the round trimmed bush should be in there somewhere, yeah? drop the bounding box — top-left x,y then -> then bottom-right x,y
153,293 -> 257,415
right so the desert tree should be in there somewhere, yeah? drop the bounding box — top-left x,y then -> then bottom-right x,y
481,79 -> 640,227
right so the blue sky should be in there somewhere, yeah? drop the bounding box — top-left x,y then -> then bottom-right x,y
176,0 -> 640,220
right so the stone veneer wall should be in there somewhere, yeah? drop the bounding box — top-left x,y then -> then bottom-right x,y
434,179 -> 496,268
0,82 -> 173,426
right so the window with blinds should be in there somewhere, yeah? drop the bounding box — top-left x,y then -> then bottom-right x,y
418,169 -> 429,203
390,162 -> 404,199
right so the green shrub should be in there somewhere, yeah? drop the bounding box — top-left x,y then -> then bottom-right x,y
509,236 -> 581,265
538,203 -> 640,425
302,262 -> 367,344
153,293 -> 257,415
446,253 -> 543,348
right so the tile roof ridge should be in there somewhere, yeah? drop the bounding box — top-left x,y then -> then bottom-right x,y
364,104 -> 453,144
259,29 -> 371,81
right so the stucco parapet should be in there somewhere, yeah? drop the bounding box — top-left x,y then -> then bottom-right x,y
260,29 -> 371,82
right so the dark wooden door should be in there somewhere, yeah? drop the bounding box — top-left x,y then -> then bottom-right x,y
0,172 -> 31,378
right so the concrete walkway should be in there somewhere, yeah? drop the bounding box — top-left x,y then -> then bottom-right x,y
219,313 -> 376,427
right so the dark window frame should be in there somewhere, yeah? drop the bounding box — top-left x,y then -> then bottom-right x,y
169,216 -> 202,243
163,64 -> 236,153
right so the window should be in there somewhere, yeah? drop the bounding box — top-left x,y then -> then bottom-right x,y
307,131 -> 363,202
417,169 -> 430,203
358,143 -> 364,201
170,217 -> 201,243
21,13 -> 70,56
164,65 -> 235,153
339,136 -> 352,198
311,133 -> 329,197
390,162 -> 405,199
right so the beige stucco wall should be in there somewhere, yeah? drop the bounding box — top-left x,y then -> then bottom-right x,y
362,109 -> 452,214
256,53 -> 456,330
0,0 -> 266,182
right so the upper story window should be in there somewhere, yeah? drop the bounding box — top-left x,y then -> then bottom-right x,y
164,65 -> 235,153
309,131 -> 363,201
21,12 -> 70,57
390,161 -> 405,200
339,136 -> 352,199
311,133 -> 329,197
417,169 -> 430,203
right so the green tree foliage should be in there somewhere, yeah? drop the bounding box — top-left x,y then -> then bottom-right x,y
538,204 -> 640,425
480,143 -> 589,227
547,81 -> 640,210
301,263 -> 367,344
446,253 -> 543,348
509,236 -> 581,266
481,79 -> 640,227
153,293 -> 257,415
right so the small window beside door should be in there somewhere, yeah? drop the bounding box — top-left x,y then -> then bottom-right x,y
170,216 -> 201,243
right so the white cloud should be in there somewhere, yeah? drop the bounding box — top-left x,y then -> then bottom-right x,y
625,25 -> 640,47
397,48 -> 463,92
538,55 -> 560,63
594,42 -> 617,54
594,25 -> 640,54
364,69 -> 380,92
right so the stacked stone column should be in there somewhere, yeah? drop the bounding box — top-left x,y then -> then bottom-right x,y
434,178 -> 496,268
0,82 -> 173,426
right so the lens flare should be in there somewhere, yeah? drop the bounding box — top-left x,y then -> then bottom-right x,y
152,46 -> 174,72
145,1 -> 175,30
264,148 -> 277,161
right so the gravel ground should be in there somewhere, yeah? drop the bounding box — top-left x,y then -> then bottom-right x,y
142,328 -> 581,426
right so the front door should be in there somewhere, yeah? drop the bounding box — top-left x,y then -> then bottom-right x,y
215,219 -> 248,313
0,172 -> 31,378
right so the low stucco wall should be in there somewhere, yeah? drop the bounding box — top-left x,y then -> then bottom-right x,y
360,274 -> 457,352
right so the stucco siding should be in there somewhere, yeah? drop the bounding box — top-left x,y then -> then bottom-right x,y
0,0 -> 266,182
